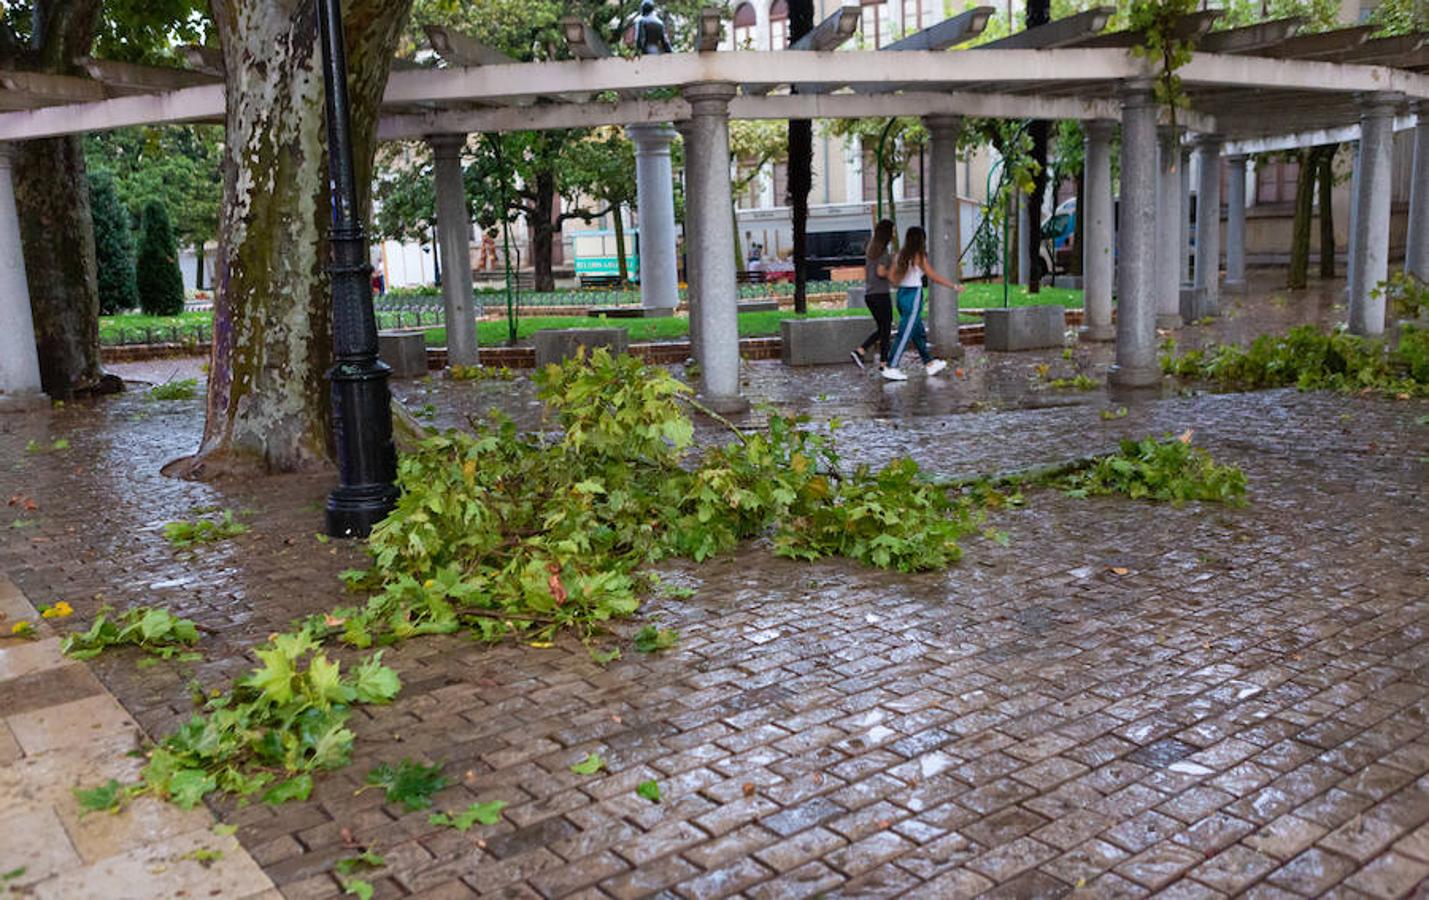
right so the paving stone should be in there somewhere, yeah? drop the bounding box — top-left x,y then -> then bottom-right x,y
1243,813 -> 1331,860
1341,851 -> 1429,899
1320,814 -> 1409,863
1266,847 -> 1359,894
1113,841 -> 1204,890
1186,844 -> 1279,894
966,835 -> 1057,883
674,856 -> 773,899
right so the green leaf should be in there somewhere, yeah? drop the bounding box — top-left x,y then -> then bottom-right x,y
633,626 -> 678,654
349,652 -> 401,704
364,759 -> 450,812
73,779 -> 126,815
342,878 -> 374,900
588,646 -> 621,665
636,780 -> 661,803
212,823 -> 237,837
305,653 -> 352,708
244,646 -> 297,705
166,769 -> 217,809
569,753 -> 605,776
428,800 -> 507,831
261,774 -> 313,805
2,867 -> 25,881
335,851 -> 386,875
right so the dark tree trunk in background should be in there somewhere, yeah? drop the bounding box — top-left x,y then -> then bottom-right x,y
7,0 -> 119,399
1024,0 -> 1051,293
788,0 -> 814,314
1288,149 -> 1314,290
174,0 -> 412,478
531,172 -> 557,292
1071,169 -> 1085,276
1318,146 -> 1336,279
613,202 -> 628,286
195,244 -> 205,290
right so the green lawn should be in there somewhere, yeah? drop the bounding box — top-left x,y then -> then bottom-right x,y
97,281 -> 1083,348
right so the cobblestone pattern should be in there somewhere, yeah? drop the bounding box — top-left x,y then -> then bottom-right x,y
2,280 -> 1427,899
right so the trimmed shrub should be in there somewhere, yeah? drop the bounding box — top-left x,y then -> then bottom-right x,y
89,172 -> 138,315
136,200 -> 185,316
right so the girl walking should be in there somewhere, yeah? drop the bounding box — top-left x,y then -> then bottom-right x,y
884,226 -> 953,381
851,219 -> 896,374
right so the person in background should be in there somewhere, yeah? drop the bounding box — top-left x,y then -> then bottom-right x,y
884,225 -> 952,382
851,219 -> 896,374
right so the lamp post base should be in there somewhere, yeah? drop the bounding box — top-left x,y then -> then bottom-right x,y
326,483 -> 399,539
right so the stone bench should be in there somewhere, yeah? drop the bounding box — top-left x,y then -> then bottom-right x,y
533,328 -> 629,368
589,306 -> 660,319
983,306 -> 1068,352
780,316 -> 874,366
378,330 -> 429,378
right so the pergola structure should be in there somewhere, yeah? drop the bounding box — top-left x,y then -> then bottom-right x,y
0,7 -> 1426,412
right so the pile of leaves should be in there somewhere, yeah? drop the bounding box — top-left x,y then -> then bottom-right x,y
163,510 -> 249,548
1050,434 -> 1247,506
61,606 -> 201,661
149,379 -> 198,401
314,350 -> 979,648
1162,325 -> 1429,396
78,633 -> 401,813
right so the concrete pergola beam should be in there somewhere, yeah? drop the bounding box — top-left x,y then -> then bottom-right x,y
976,7 -> 1112,51
1197,18 -> 1303,54
77,58 -> 220,93
884,7 -> 995,51
377,91 -> 1126,141
181,45 -> 224,77
0,71 -> 107,104
424,26 -> 517,67
1219,116 -> 1417,155
790,6 -> 861,52
1268,26 -> 1373,59
559,17 -> 612,60
1072,11 -> 1220,48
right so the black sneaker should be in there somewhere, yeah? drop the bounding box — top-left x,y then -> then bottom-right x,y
850,350 -> 867,371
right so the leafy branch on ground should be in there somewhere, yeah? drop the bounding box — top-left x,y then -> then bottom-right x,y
428,801 -> 506,831
1162,324 -> 1429,397
162,510 -> 249,548
61,606 -> 201,661
1047,434 -> 1248,506
148,379 -> 198,401
363,759 -> 451,811
1374,270 -> 1429,322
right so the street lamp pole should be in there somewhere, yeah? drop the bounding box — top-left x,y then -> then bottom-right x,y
318,0 -> 399,538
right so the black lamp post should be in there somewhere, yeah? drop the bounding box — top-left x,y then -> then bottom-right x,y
318,0 -> 399,538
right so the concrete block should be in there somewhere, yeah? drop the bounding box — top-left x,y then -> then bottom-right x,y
780,316 -> 874,365
1179,286 -> 1214,322
533,328 -> 629,368
737,299 -> 780,314
983,306 -> 1068,352
378,331 -> 429,378
846,286 -> 867,309
1051,275 -> 1083,290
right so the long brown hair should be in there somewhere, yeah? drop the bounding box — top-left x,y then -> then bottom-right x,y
866,219 -> 895,261
893,226 -> 927,282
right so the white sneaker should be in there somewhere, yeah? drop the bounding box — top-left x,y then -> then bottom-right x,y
850,350 -> 866,371
925,359 -> 948,376
881,367 -> 908,381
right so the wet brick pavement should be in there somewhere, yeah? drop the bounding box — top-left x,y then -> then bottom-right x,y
2,276 -> 1428,898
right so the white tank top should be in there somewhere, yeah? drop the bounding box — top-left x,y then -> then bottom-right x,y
898,260 -> 924,288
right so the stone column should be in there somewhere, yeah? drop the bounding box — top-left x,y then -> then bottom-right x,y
1194,135 -> 1223,316
1110,82 -> 1161,388
1407,100 -> 1429,281
675,119 -> 700,355
1156,127 -> 1184,329
628,123 -> 681,315
924,115 -> 963,358
683,83 -> 747,413
429,134 -> 480,367
1179,145 -> 1193,287
1348,92 -> 1401,336
1080,120 -> 1115,342
1224,154 -> 1248,291
1346,140 -> 1360,300
0,144 -> 47,412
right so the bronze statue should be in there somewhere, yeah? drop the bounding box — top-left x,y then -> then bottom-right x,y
634,1 -> 673,55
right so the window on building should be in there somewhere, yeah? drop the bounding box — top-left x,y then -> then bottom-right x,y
1255,159 -> 1299,206
860,0 -> 892,48
733,2 -> 756,49
901,0 -> 927,35
770,0 -> 789,49
902,148 -> 922,200
773,161 -> 789,207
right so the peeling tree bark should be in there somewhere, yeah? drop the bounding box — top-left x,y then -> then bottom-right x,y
171,0 -> 412,478
6,0 -> 119,400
